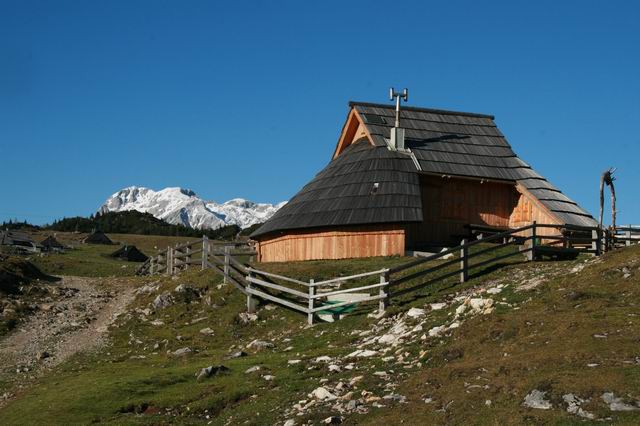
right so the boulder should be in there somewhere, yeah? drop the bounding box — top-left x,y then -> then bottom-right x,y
246,339 -> 274,351
173,284 -> 200,303
523,390 -> 552,410
238,312 -> 258,324
152,293 -> 173,309
171,347 -> 192,357
311,387 -> 337,401
225,351 -> 247,360
406,307 -> 426,318
196,365 -> 229,381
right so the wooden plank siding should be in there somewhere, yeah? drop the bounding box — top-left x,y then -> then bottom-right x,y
403,175 -> 520,247
256,225 -> 405,263
255,176 -> 565,262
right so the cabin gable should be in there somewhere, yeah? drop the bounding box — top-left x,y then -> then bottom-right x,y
332,109 -> 374,159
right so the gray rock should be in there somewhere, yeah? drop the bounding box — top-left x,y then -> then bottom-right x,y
152,292 -> 173,309
601,392 -> 640,411
173,284 -> 201,303
563,394 -> 594,419
246,339 -> 274,351
323,416 -> 342,424
523,390 -> 552,410
245,366 -> 261,374
238,312 -> 258,323
311,387 -> 337,401
171,347 -> 192,357
199,327 -> 214,336
196,365 -> 229,381
226,351 -> 248,360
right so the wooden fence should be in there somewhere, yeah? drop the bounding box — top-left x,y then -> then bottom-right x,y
138,222 -> 636,324
611,225 -> 640,249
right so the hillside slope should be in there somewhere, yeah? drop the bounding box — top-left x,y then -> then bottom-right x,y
0,246 -> 638,424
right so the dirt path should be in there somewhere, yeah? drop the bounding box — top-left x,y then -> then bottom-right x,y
0,275 -> 135,403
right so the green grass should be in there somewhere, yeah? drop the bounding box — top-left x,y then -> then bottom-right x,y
1,243 -> 639,424
26,232 -> 206,277
29,244 -> 142,277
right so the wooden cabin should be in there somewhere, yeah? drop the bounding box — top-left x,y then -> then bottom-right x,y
251,101 -> 596,262
0,230 -> 38,253
82,230 -> 113,245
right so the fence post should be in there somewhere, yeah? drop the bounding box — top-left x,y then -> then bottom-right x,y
626,228 -> 631,247
460,239 -> 468,283
246,270 -> 256,313
308,279 -> 315,326
592,229 -> 601,256
379,270 -> 389,314
149,257 -> 155,275
529,221 -> 537,261
202,235 -> 209,269
224,245 -> 230,284
166,247 -> 172,276
185,245 -> 191,269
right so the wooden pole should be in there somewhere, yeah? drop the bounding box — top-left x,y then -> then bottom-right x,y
185,245 -> 191,269
308,279 -> 315,325
626,229 -> 631,247
378,271 -> 388,314
149,257 -> 155,275
592,229 -> 601,256
224,245 -> 230,284
610,178 -> 617,230
202,235 -> 209,270
166,247 -> 172,276
459,239 -> 468,283
599,173 -> 605,229
529,222 -> 537,261
246,271 -> 256,313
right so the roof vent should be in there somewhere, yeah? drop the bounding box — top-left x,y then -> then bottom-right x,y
389,87 -> 408,151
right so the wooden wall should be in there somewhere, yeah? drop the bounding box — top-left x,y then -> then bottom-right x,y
256,225 -> 405,263
256,177 -> 564,262
404,176 -> 562,247
404,176 -> 520,247
509,185 -> 562,238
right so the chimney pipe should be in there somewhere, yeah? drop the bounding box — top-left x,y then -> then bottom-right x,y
389,87 -> 408,151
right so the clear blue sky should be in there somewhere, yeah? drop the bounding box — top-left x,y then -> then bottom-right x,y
1,1 -> 639,225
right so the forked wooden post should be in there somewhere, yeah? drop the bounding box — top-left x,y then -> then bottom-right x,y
202,235 -> 209,269
379,270 -> 389,313
308,279 -> 315,325
224,245 -> 230,284
460,239 -> 468,283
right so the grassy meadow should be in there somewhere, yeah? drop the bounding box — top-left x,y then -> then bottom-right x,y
0,234 -> 638,424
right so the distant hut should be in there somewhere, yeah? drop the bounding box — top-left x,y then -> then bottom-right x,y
110,245 -> 148,262
83,229 -> 113,245
0,230 -> 38,253
40,235 -> 65,252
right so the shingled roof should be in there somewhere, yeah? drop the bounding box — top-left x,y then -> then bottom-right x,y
352,102 -> 595,227
252,102 -> 596,238
252,139 -> 421,237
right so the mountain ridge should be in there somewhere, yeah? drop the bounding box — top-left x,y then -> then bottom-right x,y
98,186 -> 285,230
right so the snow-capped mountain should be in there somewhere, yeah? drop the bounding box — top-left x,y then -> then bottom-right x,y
98,186 -> 286,229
